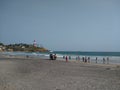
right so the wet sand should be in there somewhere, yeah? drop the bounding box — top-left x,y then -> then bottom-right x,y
0,54 -> 120,90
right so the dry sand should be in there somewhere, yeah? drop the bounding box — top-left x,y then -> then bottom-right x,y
0,54 -> 120,90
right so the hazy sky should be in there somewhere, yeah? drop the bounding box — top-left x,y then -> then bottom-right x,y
0,0 -> 120,51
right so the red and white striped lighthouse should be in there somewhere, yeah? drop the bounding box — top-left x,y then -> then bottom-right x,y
33,40 -> 37,47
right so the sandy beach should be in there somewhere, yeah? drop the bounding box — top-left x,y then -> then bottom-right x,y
0,54 -> 120,90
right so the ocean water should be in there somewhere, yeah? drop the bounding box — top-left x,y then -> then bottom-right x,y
54,51 -> 120,64
1,51 -> 120,64
54,51 -> 120,56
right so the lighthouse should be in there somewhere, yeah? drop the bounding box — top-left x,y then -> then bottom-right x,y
33,40 -> 37,47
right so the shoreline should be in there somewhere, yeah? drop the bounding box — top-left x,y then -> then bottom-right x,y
0,52 -> 120,65
0,53 -> 120,68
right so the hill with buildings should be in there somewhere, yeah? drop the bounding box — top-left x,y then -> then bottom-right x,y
0,42 -> 49,52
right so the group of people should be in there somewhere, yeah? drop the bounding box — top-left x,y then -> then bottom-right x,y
63,56 -> 71,60
49,54 -> 57,60
95,57 -> 109,64
49,54 -> 110,64
101,57 -> 109,64
81,57 -> 90,63
63,56 -> 90,63
63,55 -> 110,64
81,56 -> 109,64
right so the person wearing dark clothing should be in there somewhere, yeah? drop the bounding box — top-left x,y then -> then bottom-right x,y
69,56 -> 71,60
53,54 -> 57,60
66,56 -> 68,62
107,57 -> 109,64
88,57 -> 90,63
95,57 -> 98,63
49,54 -> 53,60
85,57 -> 87,63
103,58 -> 105,64
82,57 -> 85,62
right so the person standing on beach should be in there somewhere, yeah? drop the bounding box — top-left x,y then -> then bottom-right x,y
49,54 -> 53,60
82,57 -> 85,62
76,56 -> 78,60
69,56 -> 71,60
107,57 -> 109,64
88,57 -> 90,63
78,56 -> 80,60
103,58 -> 105,64
85,57 -> 87,63
66,56 -> 68,62
63,56 -> 65,59
53,54 -> 57,60
95,57 -> 98,63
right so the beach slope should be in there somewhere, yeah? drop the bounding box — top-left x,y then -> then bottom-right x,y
0,55 -> 120,90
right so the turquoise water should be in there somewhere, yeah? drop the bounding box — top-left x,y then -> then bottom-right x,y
54,51 -> 120,56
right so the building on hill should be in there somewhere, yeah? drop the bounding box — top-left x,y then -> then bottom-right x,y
0,45 -> 6,52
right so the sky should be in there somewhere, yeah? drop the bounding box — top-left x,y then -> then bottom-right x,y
0,0 -> 120,51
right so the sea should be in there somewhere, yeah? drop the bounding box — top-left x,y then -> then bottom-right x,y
1,51 -> 120,65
